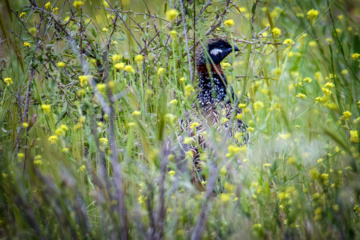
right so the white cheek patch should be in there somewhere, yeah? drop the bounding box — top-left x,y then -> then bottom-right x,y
210,48 -> 223,56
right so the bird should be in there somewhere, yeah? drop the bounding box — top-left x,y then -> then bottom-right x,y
173,38 -> 248,191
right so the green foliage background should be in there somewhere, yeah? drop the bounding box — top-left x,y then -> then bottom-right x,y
0,0 -> 360,239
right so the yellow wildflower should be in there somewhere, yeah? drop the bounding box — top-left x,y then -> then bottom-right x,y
138,195 -> 147,204
45,2 -> 51,10
168,170 -> 176,177
79,75 -> 89,87
179,77 -> 186,82
20,12 -> 26,18
55,128 -> 64,136
52,7 -> 58,14
166,9 -> 179,21
157,67 -> 165,75
221,62 -> 231,69
224,19 -> 234,27
170,99 -> 178,105
132,111 -> 141,116
253,101 -> 264,111
61,124 -> 68,131
124,65 -> 135,73
73,1 -> 84,9
350,130 -> 359,143
79,116 -> 86,123
22,122 -> 29,128
18,153 -> 25,159
185,84 -> 195,97
99,138 -> 108,145
48,135 -> 58,144
107,81 -> 115,89
321,173 -> 329,180
309,41 -> 317,47
34,155 -> 42,165
114,62 -> 125,70
272,27 -> 281,36
307,9 -> 319,20
102,28 -> 108,32
4,78 -> 13,86
341,111 -> 352,120
41,104 -> 51,114
273,67 -> 282,75
303,77 -> 312,83
135,54 -> 144,63
112,54 -> 121,62
80,165 -> 86,173
190,122 -> 199,129
296,93 -> 306,99
220,193 -> 231,203
183,137 -> 194,145
24,42 -> 31,48
352,53 -> 360,60
57,62 -> 66,68
283,38 -> 293,45
341,69 -> 348,75
77,89 -> 85,96
97,83 -> 106,93
165,113 -> 175,124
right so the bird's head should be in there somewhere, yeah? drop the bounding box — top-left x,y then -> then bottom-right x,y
196,39 -> 239,66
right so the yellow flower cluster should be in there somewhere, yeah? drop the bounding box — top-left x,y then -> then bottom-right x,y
57,62 -> 66,68
350,130 -> 359,143
307,9 -> 319,24
183,137 -> 194,144
253,101 -> 264,111
296,93 -> 306,99
73,1 -> 84,9
112,54 -> 121,62
4,77 -> 13,86
224,19 -> 234,27
157,67 -> 165,75
24,42 -> 31,48
99,137 -> 108,145
114,62 -> 125,70
41,104 -> 51,114
48,135 -> 58,144
272,27 -> 281,36
135,54 -> 144,63
34,155 -> 42,165
166,9 -> 179,21
341,111 -> 352,120
352,53 -> 360,60
185,84 -> 195,97
79,75 -> 89,87
124,65 -> 135,74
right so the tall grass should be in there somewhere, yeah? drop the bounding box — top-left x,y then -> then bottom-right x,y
0,0 -> 360,239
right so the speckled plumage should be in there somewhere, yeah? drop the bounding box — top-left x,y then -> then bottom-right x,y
177,39 -> 248,190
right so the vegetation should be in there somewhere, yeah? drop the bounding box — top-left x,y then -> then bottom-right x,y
0,0 -> 360,239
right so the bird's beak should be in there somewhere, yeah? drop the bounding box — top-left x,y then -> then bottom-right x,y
233,46 -> 240,51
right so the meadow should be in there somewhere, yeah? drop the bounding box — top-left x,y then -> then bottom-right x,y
0,0 -> 360,239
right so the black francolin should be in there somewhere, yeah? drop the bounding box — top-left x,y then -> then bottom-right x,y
175,39 -> 248,190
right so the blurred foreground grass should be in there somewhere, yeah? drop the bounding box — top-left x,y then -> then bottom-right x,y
0,0 -> 360,239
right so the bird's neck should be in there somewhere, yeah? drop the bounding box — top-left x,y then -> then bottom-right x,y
196,64 -> 228,106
